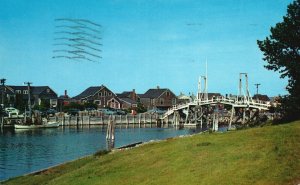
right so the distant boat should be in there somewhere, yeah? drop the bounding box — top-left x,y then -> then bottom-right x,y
14,122 -> 60,129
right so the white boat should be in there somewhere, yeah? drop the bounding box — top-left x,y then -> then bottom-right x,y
14,122 -> 60,129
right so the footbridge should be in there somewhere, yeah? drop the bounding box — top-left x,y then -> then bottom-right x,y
162,73 -> 270,129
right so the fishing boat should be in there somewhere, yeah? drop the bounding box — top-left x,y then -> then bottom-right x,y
14,82 -> 60,129
14,121 -> 60,129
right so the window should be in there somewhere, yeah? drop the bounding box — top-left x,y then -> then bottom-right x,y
172,98 -> 177,105
151,99 -> 155,105
23,90 -> 28,94
98,92 -> 102,96
94,100 -> 101,105
16,90 -> 21,94
47,89 -> 50,93
104,91 -> 107,96
160,98 -> 164,105
166,91 -> 170,96
108,92 -> 112,96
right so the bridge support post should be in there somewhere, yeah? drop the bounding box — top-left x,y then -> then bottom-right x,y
212,113 -> 219,132
229,106 -> 234,129
173,111 -> 180,127
242,108 -> 246,124
200,117 -> 203,128
185,107 -> 189,125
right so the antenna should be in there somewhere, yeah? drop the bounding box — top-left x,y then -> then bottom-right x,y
198,76 -> 201,101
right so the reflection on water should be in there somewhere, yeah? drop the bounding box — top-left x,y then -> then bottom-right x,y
0,126 -> 203,181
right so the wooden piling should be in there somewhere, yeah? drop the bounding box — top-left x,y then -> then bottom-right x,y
106,116 -> 115,141
133,115 -> 135,127
62,116 -> 65,126
138,114 -> 141,128
144,113 -> 146,128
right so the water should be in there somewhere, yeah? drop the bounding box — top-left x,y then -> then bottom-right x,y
0,126 -> 203,181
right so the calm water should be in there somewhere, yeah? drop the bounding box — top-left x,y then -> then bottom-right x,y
0,126 -> 203,181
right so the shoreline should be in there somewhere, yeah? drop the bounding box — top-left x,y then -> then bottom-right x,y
1,127 -> 207,182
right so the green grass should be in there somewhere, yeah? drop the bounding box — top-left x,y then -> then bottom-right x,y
3,121 -> 300,185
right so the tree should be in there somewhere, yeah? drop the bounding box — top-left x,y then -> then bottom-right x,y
136,100 -> 147,113
257,0 -> 300,121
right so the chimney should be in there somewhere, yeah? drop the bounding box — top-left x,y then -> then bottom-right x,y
132,89 -> 136,100
157,86 -> 160,89
64,90 -> 68,97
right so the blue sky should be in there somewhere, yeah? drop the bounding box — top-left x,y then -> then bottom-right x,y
0,0 -> 292,97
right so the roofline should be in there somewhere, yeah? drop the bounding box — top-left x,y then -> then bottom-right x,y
157,89 -> 176,99
6,85 -> 57,96
119,98 -> 137,105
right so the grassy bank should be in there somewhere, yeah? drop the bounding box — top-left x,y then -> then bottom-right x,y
3,121 -> 300,185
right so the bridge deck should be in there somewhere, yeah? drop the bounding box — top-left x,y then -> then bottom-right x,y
163,97 -> 270,119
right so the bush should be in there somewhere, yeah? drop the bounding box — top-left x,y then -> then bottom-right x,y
94,150 -> 110,157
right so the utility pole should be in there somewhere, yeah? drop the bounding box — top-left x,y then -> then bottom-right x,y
0,78 -> 6,129
1,78 -> 6,108
254,83 -> 261,95
24,82 -> 32,118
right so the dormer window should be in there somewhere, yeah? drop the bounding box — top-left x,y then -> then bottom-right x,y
23,90 -> 28,94
16,90 -> 21,94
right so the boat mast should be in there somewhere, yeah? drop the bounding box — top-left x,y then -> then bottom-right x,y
204,58 -> 208,101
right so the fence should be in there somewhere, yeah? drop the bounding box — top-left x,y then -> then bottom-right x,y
48,113 -> 172,127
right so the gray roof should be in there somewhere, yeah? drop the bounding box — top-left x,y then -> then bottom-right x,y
253,94 -> 270,101
116,91 -> 131,98
142,88 -> 169,99
119,98 -> 137,105
73,86 -> 104,100
8,86 -> 57,96
8,86 -> 27,91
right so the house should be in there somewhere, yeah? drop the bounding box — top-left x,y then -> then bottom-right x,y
177,92 -> 192,104
139,86 -> 177,110
269,96 -> 281,107
253,94 -> 271,105
198,93 -> 223,100
57,90 -> 71,111
3,85 -> 58,108
73,85 -> 122,109
116,89 -> 139,109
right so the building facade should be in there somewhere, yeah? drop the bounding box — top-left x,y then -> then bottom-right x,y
73,85 -> 122,109
1,85 -> 58,108
139,86 -> 177,110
